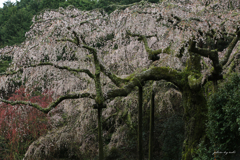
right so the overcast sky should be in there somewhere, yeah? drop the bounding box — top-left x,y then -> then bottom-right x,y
0,0 -> 19,8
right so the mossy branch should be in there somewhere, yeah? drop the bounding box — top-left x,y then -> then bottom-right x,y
79,16 -> 100,26
165,14 -> 203,31
188,74 -> 203,90
57,30 -> 97,56
0,68 -> 23,76
189,29 -> 239,74
56,38 -> 78,46
30,62 -> 95,79
189,40 -> 218,60
126,30 -> 172,61
82,44 -> 97,54
99,63 -> 128,87
220,29 -> 240,66
171,14 -> 202,23
58,29 -> 129,88
0,98 -> 48,113
105,66 -> 183,100
0,46 -> 14,54
0,62 -> 95,79
0,92 -> 96,114
79,17 -> 104,33
201,58 -> 209,69
57,30 -> 81,46
225,60 -> 236,76
188,39 -> 222,74
223,49 -> 239,70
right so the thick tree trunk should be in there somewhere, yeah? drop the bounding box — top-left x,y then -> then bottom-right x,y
138,86 -> 143,160
181,88 -> 207,160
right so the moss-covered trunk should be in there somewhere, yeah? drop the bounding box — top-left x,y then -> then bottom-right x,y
181,87 -> 207,160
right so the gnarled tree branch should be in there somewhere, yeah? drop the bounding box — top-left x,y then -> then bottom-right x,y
220,29 -> 240,66
0,62 -> 94,79
56,30 -> 129,88
0,91 -> 95,114
0,68 -> 23,76
31,62 -> 95,79
56,38 -> 78,46
99,63 -> 128,87
126,30 -> 172,61
105,66 -> 183,100
188,39 -> 222,74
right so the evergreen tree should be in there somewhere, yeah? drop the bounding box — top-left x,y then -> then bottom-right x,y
0,0 -> 160,48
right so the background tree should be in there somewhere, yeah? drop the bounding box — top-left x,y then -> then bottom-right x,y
0,0 -> 161,48
0,86 -> 53,159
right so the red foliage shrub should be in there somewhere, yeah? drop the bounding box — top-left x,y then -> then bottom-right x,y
0,86 -> 53,159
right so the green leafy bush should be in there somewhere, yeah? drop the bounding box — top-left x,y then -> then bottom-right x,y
206,73 -> 240,160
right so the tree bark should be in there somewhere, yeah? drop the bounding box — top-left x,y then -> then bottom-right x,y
138,86 -> 143,160
213,80 -> 218,93
182,88 -> 207,160
148,88 -> 154,160
98,108 -> 104,160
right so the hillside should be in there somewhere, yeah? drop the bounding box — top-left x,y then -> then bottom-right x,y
0,0 -> 159,48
